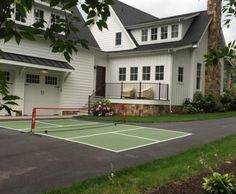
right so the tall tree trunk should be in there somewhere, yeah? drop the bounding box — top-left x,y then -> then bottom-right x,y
205,0 -> 223,96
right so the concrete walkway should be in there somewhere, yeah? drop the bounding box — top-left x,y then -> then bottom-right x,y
0,117 -> 236,194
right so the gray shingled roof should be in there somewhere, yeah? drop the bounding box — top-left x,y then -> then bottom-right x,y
0,52 -> 74,70
108,11 -> 212,53
70,7 -> 99,48
111,0 -> 158,26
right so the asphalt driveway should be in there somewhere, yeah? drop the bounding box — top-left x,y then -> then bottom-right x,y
0,117 -> 236,194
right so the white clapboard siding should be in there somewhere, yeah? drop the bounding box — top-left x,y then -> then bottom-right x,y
60,49 -> 95,108
172,49 -> 192,106
107,54 -> 172,83
89,7 -> 136,52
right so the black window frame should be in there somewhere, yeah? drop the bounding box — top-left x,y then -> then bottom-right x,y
115,32 -> 122,46
130,67 -> 138,81
141,29 -> 148,42
34,8 -> 44,23
119,67 -> 126,81
142,66 -> 151,81
178,67 -> 184,82
51,14 -> 60,24
45,76 -> 58,86
151,28 -> 158,40
171,24 -> 179,38
15,4 -> 26,23
26,74 -> 40,84
155,65 -> 165,81
196,63 -> 202,90
161,26 -> 168,40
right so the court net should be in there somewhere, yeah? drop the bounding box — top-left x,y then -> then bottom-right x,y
31,107 -> 93,132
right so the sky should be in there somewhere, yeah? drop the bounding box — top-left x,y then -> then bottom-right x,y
118,0 -> 236,44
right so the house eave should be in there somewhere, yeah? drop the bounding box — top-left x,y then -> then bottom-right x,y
0,59 -> 74,72
126,13 -> 200,30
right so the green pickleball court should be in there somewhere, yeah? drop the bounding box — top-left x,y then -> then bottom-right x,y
0,119 -> 192,152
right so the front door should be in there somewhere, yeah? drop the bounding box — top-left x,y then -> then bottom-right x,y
96,66 -> 106,97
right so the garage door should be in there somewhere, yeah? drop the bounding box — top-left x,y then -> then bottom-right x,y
24,73 -> 61,116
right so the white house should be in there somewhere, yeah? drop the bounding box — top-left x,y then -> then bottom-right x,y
0,0 -> 224,116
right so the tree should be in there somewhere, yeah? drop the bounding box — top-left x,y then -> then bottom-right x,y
205,0 -> 236,65
0,0 -> 113,62
0,73 -> 21,115
0,0 -> 113,115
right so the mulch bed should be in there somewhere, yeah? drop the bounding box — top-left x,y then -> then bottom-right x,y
147,159 -> 236,194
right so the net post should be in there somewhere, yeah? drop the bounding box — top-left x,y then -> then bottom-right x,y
121,104 -> 126,123
31,108 -> 37,132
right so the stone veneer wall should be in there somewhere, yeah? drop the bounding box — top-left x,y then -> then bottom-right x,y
112,104 -> 183,116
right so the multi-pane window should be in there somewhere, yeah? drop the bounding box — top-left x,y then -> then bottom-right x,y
119,68 -> 126,81
130,67 -> 138,81
142,66 -> 151,81
155,66 -> 164,80
116,32 -> 122,46
0,72 -> 10,82
51,14 -> 60,24
178,67 -> 184,82
15,4 -> 26,23
151,28 -> 158,40
45,76 -> 58,85
141,29 -> 148,42
34,8 -> 44,22
161,26 -> 168,39
196,63 -> 202,90
171,24 -> 179,38
26,74 -> 40,84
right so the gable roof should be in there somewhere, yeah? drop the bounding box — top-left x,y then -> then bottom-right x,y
70,7 -> 99,48
108,11 -> 212,54
111,0 -> 158,26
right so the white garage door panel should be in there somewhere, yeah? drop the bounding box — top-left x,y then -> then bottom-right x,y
24,74 -> 61,116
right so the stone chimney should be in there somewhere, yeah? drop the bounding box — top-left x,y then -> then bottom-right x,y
205,0 -> 223,96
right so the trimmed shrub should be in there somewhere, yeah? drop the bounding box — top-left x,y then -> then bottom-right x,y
93,99 -> 113,117
183,104 -> 203,114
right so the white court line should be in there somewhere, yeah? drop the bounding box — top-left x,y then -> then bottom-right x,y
34,132 -> 117,153
36,120 -> 61,127
67,127 -> 144,140
0,125 -> 27,133
114,132 -> 159,142
115,133 -> 193,153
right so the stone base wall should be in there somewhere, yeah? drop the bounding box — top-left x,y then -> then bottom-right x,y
112,104 -> 183,116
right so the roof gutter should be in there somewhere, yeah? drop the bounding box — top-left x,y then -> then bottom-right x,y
126,13 -> 200,30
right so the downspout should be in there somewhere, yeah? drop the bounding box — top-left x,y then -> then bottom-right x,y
169,50 -> 174,113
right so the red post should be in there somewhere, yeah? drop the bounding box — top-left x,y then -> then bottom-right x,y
121,104 -> 126,123
31,108 -> 37,132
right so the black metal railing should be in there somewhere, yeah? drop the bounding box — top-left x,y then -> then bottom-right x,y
105,82 -> 169,101
88,82 -> 169,114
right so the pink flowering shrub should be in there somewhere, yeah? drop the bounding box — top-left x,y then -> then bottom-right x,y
93,99 -> 113,116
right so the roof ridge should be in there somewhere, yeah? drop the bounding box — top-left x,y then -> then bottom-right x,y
112,0 -> 158,19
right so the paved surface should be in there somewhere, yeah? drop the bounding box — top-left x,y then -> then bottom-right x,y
0,117 -> 236,194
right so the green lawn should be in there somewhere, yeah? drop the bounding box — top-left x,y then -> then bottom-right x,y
80,111 -> 236,123
43,134 -> 236,194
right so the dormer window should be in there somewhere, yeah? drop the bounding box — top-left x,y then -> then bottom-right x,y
51,14 -> 60,24
161,26 -> 168,39
171,24 -> 179,38
15,5 -> 26,23
151,28 -> 157,40
141,29 -> 148,42
34,8 -> 44,23
115,32 -> 122,46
